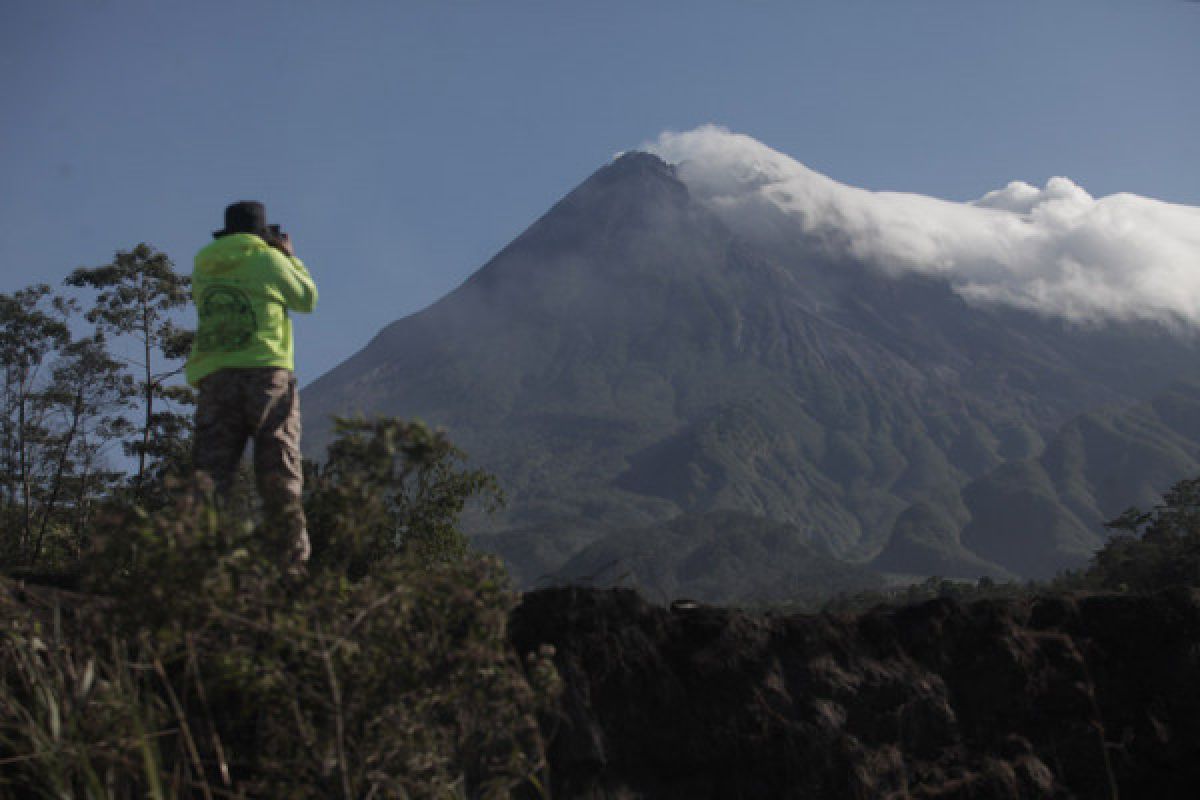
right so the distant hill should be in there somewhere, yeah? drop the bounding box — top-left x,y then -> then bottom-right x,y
517,510 -> 884,606
876,379 -> 1200,579
303,148 -> 1200,595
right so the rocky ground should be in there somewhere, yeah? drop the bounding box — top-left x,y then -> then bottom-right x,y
510,586 -> 1200,799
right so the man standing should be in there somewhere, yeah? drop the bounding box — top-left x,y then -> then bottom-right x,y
186,201 -> 318,569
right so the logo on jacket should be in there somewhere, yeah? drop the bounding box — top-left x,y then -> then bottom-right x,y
197,286 -> 256,352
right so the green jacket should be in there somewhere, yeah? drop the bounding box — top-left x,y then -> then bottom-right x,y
185,233 -> 318,386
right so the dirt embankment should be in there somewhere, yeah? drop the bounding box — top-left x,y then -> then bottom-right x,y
510,586 -> 1200,799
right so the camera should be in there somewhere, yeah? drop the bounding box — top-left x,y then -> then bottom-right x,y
264,223 -> 289,251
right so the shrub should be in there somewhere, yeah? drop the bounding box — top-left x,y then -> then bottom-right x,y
0,417 -> 557,798
304,416 -> 502,574
1085,475 -> 1200,592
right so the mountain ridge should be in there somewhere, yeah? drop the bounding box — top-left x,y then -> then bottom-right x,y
303,147 -> 1200,596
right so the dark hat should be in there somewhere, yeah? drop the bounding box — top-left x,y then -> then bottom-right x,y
213,201 -> 268,238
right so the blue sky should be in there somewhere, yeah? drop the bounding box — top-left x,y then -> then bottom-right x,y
2,0 -> 1197,383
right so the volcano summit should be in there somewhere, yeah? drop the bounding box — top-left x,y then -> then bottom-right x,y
303,128 -> 1200,599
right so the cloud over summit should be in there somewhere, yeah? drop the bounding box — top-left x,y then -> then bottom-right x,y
644,126 -> 1200,329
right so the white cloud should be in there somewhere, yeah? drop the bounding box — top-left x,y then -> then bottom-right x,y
643,125 -> 1200,328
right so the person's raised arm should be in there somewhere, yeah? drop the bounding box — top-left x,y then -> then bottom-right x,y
264,234 -> 317,313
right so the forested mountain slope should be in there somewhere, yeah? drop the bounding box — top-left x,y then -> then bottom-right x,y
303,150 -> 1200,592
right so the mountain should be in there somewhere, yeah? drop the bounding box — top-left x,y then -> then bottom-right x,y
876,379 -> 1200,579
302,143 -> 1200,598
543,510 -> 884,606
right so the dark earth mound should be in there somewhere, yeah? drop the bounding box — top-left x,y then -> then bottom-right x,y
511,586 -> 1200,799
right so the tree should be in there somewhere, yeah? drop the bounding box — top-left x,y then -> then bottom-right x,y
29,334 -> 132,560
0,287 -> 135,565
3,418 -> 555,797
1089,476 -> 1200,591
66,244 -> 193,491
0,286 -> 73,560
304,417 -> 503,572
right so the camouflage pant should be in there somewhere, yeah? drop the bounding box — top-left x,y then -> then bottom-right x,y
193,367 -> 310,567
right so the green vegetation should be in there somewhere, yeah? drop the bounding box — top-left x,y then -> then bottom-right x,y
305,416 -> 502,573
0,253 -> 558,797
813,473 -> 1200,615
66,245 -> 194,491
1,245 -> 193,569
1087,475 -> 1200,592
1,416 -> 558,798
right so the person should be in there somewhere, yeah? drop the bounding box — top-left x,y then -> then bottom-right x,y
185,201 -> 318,570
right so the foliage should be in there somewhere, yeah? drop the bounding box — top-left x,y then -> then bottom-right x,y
815,574 -> 1039,615
0,286 -> 73,557
305,416 -> 503,574
0,245 -> 556,796
30,335 -> 133,561
0,287 -> 132,566
1,417 -> 557,798
67,243 -> 193,491
1082,475 -> 1200,592
0,247 -> 194,566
